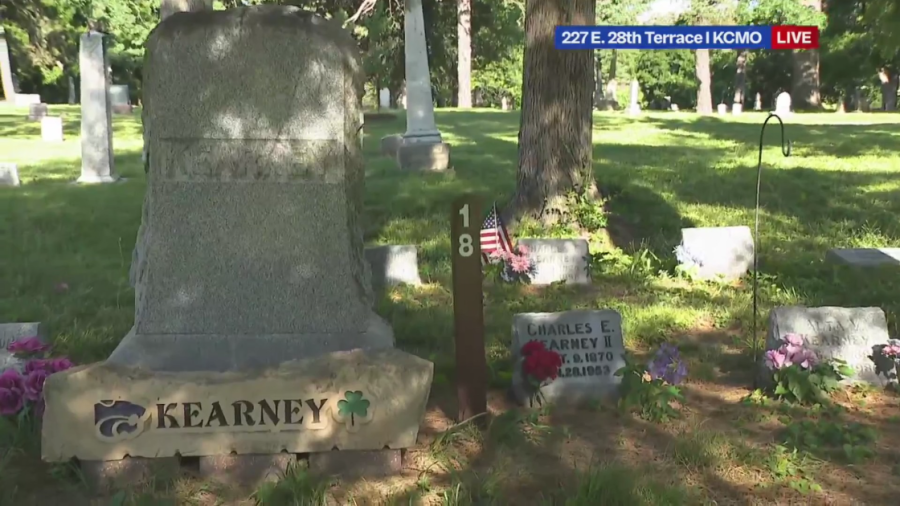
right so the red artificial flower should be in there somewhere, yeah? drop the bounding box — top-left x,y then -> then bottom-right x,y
522,348 -> 563,383
521,340 -> 546,357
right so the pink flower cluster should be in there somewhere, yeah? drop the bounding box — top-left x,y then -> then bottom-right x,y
764,333 -> 818,371
1,337 -> 74,416
489,244 -> 533,274
881,343 -> 900,358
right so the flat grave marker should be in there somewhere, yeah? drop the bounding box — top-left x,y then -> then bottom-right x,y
517,238 -> 590,285
511,309 -> 625,405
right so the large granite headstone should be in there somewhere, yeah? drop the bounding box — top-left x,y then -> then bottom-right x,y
764,306 -> 891,384
511,310 -> 625,405
0,323 -> 48,372
826,248 -> 900,267
365,245 -> 422,290
517,238 -> 590,285
112,6 -> 393,373
677,226 -> 754,281
0,162 -> 19,186
78,32 -> 117,183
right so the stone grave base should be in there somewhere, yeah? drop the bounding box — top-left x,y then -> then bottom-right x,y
381,134 -> 403,158
826,248 -> 900,267
397,142 -> 451,171
75,173 -> 121,184
79,450 -> 403,491
106,315 -> 395,371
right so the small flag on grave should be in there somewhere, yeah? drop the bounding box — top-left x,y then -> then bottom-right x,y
481,202 -> 513,265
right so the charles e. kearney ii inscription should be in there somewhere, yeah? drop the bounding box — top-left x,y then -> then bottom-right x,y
512,309 -> 626,404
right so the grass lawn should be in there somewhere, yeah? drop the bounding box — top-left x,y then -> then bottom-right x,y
2,104 -> 900,505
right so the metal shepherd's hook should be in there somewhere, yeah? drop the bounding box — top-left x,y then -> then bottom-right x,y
751,113 -> 792,390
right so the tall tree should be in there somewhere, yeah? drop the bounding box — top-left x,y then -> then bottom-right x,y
865,0 -> 900,110
595,0 -> 652,109
792,0 -> 822,109
508,0 -> 596,225
733,49 -> 748,106
458,0 -> 472,107
682,0 -> 735,115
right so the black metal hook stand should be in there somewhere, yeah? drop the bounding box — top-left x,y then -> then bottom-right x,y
751,113 -> 792,389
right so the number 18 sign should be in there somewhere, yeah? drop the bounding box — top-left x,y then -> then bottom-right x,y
451,195 -> 487,422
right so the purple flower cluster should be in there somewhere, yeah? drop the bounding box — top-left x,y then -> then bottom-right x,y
647,343 -> 688,385
0,337 -> 74,417
764,333 -> 818,371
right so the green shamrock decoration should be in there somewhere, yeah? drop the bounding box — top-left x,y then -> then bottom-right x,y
337,391 -> 370,427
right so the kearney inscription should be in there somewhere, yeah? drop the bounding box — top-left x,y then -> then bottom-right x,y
94,390 -> 373,443
512,309 -> 625,404
42,349 -> 433,462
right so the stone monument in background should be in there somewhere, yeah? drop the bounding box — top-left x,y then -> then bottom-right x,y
78,31 -> 118,183
382,0 -> 451,171
627,79 -> 641,115
0,28 -> 15,102
43,7 -> 432,485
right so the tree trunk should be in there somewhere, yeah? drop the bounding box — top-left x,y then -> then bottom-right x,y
733,50 -> 747,105
594,51 -> 604,108
791,0 -> 821,109
510,0 -> 596,226
878,67 -> 898,111
695,49 -> 713,115
605,49 -> 618,107
457,0 -> 472,108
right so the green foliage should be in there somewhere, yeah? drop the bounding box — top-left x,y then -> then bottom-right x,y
615,354 -> 684,423
565,190 -> 608,231
765,445 -> 822,495
770,360 -> 853,405
634,50 -> 695,107
782,419 -> 878,464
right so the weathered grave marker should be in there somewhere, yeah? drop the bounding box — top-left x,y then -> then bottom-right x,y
677,226 -> 754,280
826,248 -> 900,267
517,238 -> 590,285
451,195 -> 486,421
0,162 -> 19,186
511,310 -> 625,405
763,306 -> 890,384
366,245 -> 423,290
28,103 -> 48,121
0,322 -> 47,372
774,91 -> 791,116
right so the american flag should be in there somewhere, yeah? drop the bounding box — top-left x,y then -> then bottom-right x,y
481,203 -> 513,264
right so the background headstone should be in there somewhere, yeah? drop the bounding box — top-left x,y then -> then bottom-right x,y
732,103 -> 743,115
754,93 -> 762,110
517,238 -> 590,285
0,27 -> 15,102
826,248 -> 900,267
717,103 -> 727,115
670,103 -> 679,111
109,84 -> 132,114
41,116 -> 64,142
378,88 -> 391,108
501,96 -> 510,110
677,226 -> 753,280
13,94 -> 40,106
160,0 -> 213,19
68,76 -> 77,104
0,323 -> 48,372
774,92 -> 791,115
627,79 -> 641,115
764,306 -> 890,385
395,0 -> 450,171
365,245 -> 422,290
112,6 -> 394,372
78,32 -> 117,183
0,162 -> 19,186
27,103 -> 48,121
511,310 -> 625,405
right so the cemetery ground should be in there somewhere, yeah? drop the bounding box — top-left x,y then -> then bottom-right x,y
2,105 -> 900,506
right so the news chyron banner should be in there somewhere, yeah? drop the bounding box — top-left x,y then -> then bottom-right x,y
554,26 -> 819,51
